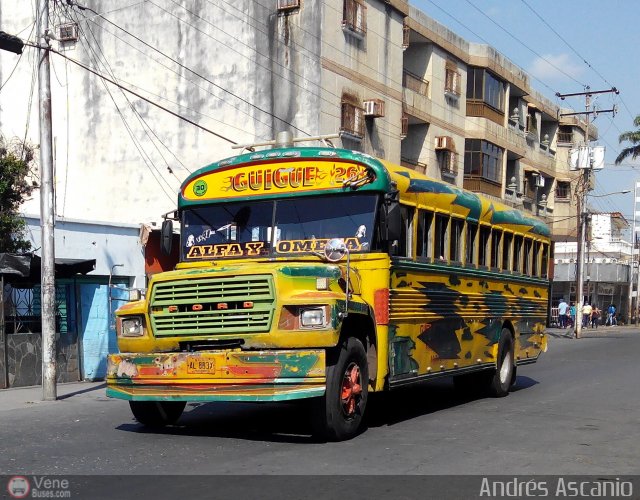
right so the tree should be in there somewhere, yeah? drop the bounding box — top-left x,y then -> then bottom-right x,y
0,137 -> 36,253
615,115 -> 640,164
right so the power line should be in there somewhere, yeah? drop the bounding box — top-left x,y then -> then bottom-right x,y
519,0 -> 636,125
27,41 -> 240,146
67,0 -> 312,139
460,0 -> 585,87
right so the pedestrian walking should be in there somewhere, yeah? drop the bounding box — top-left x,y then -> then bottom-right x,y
558,298 -> 568,328
569,303 -> 576,328
591,306 -> 601,329
606,304 -> 617,326
582,303 -> 593,328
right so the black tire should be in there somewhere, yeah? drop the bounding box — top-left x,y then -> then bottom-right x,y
313,337 -> 369,441
129,401 -> 186,427
487,329 -> 515,397
453,329 -> 515,397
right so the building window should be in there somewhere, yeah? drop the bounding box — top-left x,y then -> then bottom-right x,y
437,150 -> 457,176
556,181 -> 570,200
464,139 -> 503,184
343,0 -> 366,37
402,18 -> 410,49
466,67 -> 505,112
340,93 -> 364,139
444,61 -> 460,96
277,0 -> 301,13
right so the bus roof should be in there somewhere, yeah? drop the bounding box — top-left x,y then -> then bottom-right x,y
179,147 -> 550,238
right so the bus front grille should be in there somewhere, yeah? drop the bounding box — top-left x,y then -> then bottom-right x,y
149,275 -> 275,336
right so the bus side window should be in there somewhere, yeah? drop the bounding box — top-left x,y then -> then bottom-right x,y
491,229 -> 501,269
465,222 -> 478,266
450,218 -> 464,264
533,241 -> 541,276
478,226 -> 491,268
513,235 -> 524,273
523,238 -> 533,276
434,214 -> 448,261
416,210 -> 433,261
502,232 -> 512,271
541,243 -> 549,278
394,205 -> 414,257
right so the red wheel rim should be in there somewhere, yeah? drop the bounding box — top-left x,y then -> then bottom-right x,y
340,362 -> 362,418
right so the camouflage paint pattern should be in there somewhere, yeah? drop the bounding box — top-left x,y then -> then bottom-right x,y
388,263 -> 547,384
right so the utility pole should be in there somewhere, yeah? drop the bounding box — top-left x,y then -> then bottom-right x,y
557,87 -> 618,339
37,0 -> 57,400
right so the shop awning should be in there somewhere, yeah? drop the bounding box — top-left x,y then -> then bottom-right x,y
0,253 -> 96,280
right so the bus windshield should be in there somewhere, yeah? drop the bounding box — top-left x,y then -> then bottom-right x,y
181,194 -> 378,261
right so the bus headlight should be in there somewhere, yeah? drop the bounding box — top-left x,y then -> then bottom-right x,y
300,308 -> 326,328
120,316 -> 145,337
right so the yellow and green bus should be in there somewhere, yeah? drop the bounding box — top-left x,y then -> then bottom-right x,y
107,141 -> 550,440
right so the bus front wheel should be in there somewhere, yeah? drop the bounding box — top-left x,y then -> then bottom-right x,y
313,337 -> 369,441
129,401 -> 186,427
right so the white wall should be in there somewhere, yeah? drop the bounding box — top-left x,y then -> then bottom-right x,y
24,216 -> 145,287
0,0 -> 323,226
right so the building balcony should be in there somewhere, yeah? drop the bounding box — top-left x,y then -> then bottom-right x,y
466,100 -> 505,126
463,176 -> 502,198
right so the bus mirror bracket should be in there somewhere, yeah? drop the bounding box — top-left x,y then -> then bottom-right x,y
324,239 -> 350,318
160,219 -> 173,256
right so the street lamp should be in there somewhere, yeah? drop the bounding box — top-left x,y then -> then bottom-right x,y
575,189 -> 630,338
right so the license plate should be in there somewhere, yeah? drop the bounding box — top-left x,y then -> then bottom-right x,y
186,357 -> 216,374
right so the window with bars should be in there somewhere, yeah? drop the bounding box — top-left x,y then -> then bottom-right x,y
340,97 -> 364,139
445,61 -> 460,96
343,0 -> 367,37
556,181 -> 570,200
402,18 -> 410,49
437,150 -> 458,176
277,0 -> 300,12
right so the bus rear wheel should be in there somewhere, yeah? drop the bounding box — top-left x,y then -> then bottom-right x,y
313,337 -> 369,441
487,329 -> 514,397
453,329 -> 514,397
129,401 -> 186,427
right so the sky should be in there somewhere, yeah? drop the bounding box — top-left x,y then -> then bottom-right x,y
412,0 -> 640,229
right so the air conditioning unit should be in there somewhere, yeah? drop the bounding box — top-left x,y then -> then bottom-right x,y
277,0 -> 300,12
435,136 -> 455,150
363,99 -> 385,118
57,22 -> 78,42
535,175 -> 545,188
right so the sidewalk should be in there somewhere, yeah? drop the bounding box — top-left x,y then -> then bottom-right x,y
0,380 -> 105,412
546,324 -> 640,339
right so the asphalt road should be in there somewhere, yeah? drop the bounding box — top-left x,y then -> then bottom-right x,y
2,327 -> 640,477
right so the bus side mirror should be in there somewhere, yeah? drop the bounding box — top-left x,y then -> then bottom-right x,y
161,219 -> 173,256
386,202 -> 402,253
